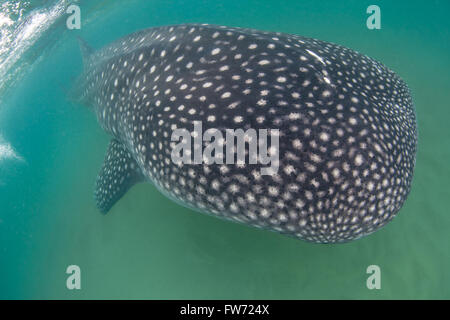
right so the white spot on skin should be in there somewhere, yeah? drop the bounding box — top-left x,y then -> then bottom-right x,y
257,99 -> 267,106
306,49 -> 326,66
332,168 -> 340,178
349,117 -> 357,125
355,154 -> 364,166
292,139 -> 302,149
319,132 -> 330,141
234,116 -> 243,123
322,90 -> 331,97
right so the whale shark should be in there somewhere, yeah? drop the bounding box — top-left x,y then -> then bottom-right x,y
72,24 -> 417,243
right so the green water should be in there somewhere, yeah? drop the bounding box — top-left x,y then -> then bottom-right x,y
0,0 -> 449,299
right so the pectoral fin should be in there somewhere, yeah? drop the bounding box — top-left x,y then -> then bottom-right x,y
95,139 -> 144,214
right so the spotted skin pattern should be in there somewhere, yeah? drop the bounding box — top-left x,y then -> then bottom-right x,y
73,24 -> 417,243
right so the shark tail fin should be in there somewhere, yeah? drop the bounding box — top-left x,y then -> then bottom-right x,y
94,139 -> 145,214
77,36 -> 94,66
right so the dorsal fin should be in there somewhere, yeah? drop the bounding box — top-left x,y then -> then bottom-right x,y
94,139 -> 145,214
77,36 -> 94,66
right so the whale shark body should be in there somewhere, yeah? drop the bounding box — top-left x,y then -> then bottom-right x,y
72,24 -> 417,243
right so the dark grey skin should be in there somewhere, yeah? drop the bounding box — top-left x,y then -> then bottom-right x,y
72,24 -> 417,243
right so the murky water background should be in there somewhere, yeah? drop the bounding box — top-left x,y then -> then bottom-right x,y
0,0 -> 449,299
